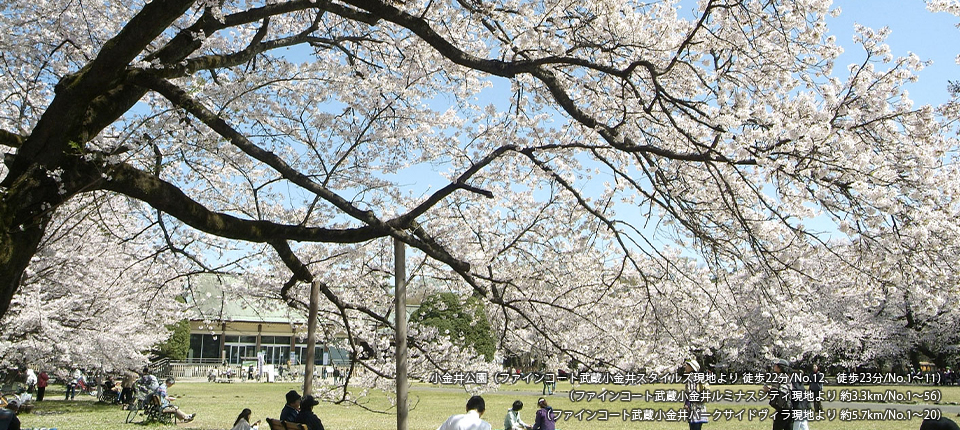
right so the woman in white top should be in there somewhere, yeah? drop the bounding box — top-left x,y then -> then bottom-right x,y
231,408 -> 260,430
504,400 -> 532,430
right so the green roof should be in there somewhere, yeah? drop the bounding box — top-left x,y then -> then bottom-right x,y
185,274 -> 305,324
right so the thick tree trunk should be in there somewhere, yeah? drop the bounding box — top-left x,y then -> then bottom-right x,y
0,0 -> 197,323
0,226 -> 47,320
0,172 -> 57,319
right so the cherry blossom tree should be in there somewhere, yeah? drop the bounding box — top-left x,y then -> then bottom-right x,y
0,192 -> 185,373
2,0 -> 959,392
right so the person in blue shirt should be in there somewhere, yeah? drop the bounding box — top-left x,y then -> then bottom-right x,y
155,377 -> 195,422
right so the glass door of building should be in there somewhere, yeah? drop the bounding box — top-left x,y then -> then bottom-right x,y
226,344 -> 257,364
260,345 -> 290,365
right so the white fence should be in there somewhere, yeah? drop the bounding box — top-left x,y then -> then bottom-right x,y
168,363 -> 222,379
166,362 -> 310,382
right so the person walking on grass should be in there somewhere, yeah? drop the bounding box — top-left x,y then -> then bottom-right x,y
790,366 -> 811,430
65,368 -> 81,400
36,370 -> 48,402
761,359 -> 794,430
808,364 -> 824,415
683,359 -> 709,430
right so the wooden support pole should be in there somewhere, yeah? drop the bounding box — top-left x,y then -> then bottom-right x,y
303,280 -> 320,396
395,238 -> 408,430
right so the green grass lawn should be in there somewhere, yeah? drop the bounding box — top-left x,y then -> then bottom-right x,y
17,381 -> 960,430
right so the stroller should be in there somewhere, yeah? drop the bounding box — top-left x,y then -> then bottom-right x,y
98,379 -> 122,404
2,390 -> 34,414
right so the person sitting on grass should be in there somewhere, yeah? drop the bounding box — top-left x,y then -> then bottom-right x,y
231,408 -> 260,430
504,400 -> 532,430
155,377 -> 195,423
0,398 -> 21,430
531,398 -> 556,430
438,395 -> 492,430
295,395 -> 325,430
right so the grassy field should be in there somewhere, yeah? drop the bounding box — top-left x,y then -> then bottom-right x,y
17,381 -> 960,430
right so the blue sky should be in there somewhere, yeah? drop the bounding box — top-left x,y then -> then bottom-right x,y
393,0 -> 960,244
207,1 -> 960,269
828,0 -> 959,107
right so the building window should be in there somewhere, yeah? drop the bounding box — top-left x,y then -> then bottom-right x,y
189,334 -> 220,362
258,336 -> 293,365
225,339 -> 257,365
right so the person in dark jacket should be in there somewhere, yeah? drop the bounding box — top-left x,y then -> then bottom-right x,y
280,390 -> 301,422
808,364 -> 824,414
0,399 -> 21,430
295,395 -> 325,430
531,398 -> 556,430
761,359 -> 793,430
921,417 -> 960,430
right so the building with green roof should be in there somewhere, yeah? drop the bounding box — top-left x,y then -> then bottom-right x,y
183,274 -> 350,368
